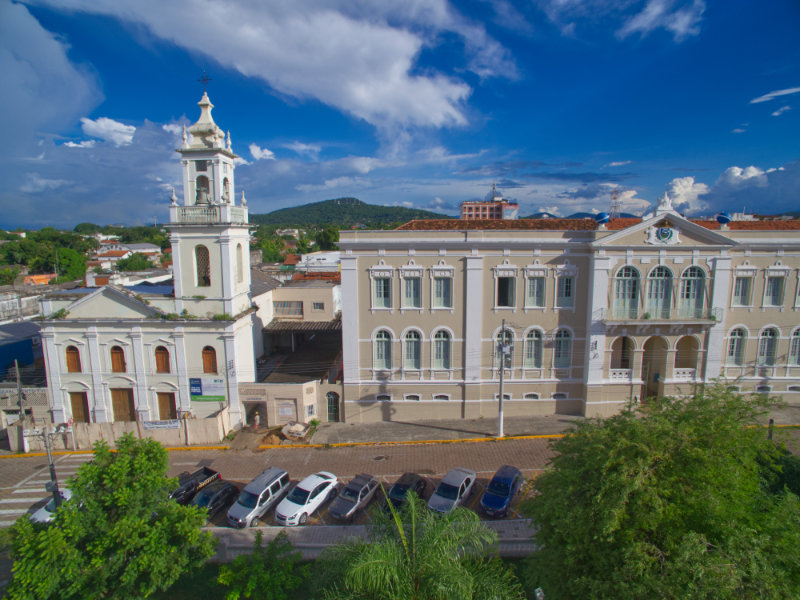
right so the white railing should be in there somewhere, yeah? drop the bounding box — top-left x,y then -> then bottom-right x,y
175,205 -> 247,224
673,368 -> 696,381
609,369 -> 632,382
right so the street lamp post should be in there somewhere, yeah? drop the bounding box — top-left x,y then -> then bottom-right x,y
23,424 -> 68,510
497,318 -> 512,438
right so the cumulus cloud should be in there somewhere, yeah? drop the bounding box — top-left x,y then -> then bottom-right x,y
715,165 -> 767,187
63,140 -> 96,149
20,173 -> 70,193
750,87 -> 800,104
162,123 -> 184,136
80,117 -> 136,146
28,0 -> 519,131
249,144 -> 275,161
771,105 -> 791,117
286,142 -> 322,160
665,176 -> 710,213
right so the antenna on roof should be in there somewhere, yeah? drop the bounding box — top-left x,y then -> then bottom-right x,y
609,188 -> 622,219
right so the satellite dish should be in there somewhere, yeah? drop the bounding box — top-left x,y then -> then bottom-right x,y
595,212 -> 610,224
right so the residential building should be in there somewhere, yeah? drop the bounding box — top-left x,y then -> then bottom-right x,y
339,194 -> 800,422
460,185 -> 519,220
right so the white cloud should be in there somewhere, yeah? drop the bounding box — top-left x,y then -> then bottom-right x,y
715,165 -> 767,187
249,144 -> 275,161
20,173 -> 70,193
617,0 -> 706,42
295,176 -> 368,193
771,105 -> 791,117
340,156 -> 386,175
605,160 -> 632,167
538,205 -> 562,216
665,176 -> 710,213
80,117 -> 136,146
750,87 -> 800,104
732,127 -> 746,134
63,140 -> 96,148
162,123 -> 183,135
285,142 -> 322,160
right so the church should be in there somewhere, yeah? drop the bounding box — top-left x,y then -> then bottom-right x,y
40,92 -> 258,429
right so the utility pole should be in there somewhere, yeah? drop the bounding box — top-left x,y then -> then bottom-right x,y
497,318 -> 511,438
23,425 -> 66,510
14,359 -> 24,419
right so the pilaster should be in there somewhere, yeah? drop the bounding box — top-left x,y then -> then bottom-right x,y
706,256 -> 732,380
130,327 -> 151,420
86,327 -> 109,422
172,328 -> 192,416
464,255 -> 484,383
41,329 -> 65,422
341,255 -> 360,382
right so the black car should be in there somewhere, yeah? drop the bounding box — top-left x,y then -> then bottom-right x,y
383,473 -> 427,511
190,480 -> 240,518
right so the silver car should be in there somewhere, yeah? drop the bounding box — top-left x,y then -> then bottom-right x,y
328,473 -> 379,521
227,467 -> 290,528
427,468 -> 476,514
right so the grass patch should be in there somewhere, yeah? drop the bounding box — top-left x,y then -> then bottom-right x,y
152,562 -> 226,600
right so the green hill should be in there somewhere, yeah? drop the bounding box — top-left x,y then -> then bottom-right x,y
250,198 -> 448,228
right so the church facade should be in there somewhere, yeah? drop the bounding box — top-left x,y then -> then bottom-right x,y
41,93 -> 256,428
339,197 -> 800,422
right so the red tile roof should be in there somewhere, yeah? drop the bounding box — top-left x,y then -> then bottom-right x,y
292,272 -> 341,283
96,250 -> 130,258
283,254 -> 301,265
691,220 -> 800,230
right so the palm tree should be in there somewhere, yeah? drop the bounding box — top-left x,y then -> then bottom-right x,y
318,491 -> 525,600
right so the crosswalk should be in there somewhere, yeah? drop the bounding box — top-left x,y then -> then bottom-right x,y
0,454 -> 93,526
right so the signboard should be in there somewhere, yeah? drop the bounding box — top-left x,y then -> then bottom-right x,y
189,377 -> 226,402
142,419 -> 181,430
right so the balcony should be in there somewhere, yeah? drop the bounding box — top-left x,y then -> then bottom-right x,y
609,369 -> 632,382
172,205 -> 247,225
599,306 -> 722,324
673,368 -> 696,381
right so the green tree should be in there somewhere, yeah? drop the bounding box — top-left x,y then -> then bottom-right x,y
317,493 -> 525,600
117,252 -> 153,271
0,267 -> 19,285
74,222 -> 101,234
522,386 -> 800,599
217,531 -> 308,600
53,247 -> 87,282
315,226 -> 340,250
8,434 -> 216,600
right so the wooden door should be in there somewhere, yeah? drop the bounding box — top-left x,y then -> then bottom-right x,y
111,388 -> 136,421
69,392 -> 90,423
157,392 -> 177,420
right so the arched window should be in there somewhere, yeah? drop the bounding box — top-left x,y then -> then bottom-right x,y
790,330 -> 800,366
675,336 -> 699,369
433,330 -> 451,370
524,330 -> 543,368
202,346 -> 217,374
757,328 -> 778,366
727,329 -> 746,366
404,331 -> 421,370
495,329 -> 514,368
195,245 -> 211,287
236,243 -> 243,284
66,345 -> 82,373
610,337 -> 633,369
374,331 -> 391,371
110,346 -> 126,373
553,330 -> 572,369
647,266 -> 673,319
155,346 -> 170,373
195,175 -> 210,204
613,266 -> 640,319
680,266 -> 705,318
223,177 -> 231,202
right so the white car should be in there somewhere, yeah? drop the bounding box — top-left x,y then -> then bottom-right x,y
31,489 -> 72,524
274,471 -> 338,526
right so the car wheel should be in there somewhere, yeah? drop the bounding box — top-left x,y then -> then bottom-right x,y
299,513 -> 308,525
249,518 -> 258,527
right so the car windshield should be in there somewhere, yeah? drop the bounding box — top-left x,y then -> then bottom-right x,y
340,486 -> 359,502
287,486 -> 310,504
435,482 -> 459,501
194,490 -> 214,508
237,491 -> 259,509
487,480 -> 510,496
389,484 -> 409,500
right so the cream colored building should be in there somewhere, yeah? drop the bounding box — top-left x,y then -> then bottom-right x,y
339,196 -> 800,422
41,92 -> 256,428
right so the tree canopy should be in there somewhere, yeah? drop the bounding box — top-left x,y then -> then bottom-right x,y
117,252 -> 153,272
316,492 -> 525,600
523,387 -> 800,599
9,434 -> 215,600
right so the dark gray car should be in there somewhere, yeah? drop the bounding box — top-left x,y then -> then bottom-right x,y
227,467 -> 291,528
328,473 -> 379,521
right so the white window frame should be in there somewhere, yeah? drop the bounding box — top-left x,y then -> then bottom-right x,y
432,329 -> 452,371
726,329 -> 746,366
524,263 -> 547,309
732,275 -> 753,307
375,394 -> 392,402
493,260 -> 518,311
762,264 -> 789,308
554,263 -> 578,311
403,394 -> 421,402
524,392 -> 540,400
400,262 -> 423,311
403,330 -> 422,371
553,329 -> 572,369
790,330 -> 800,366
430,260 -> 455,312
373,330 -> 392,371
432,394 -> 450,401
312,302 -> 325,311
369,261 -> 394,312
551,392 -> 568,400
524,329 -> 543,369
757,328 -> 778,366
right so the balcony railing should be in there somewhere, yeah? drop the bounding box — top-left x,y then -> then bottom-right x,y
609,369 -> 632,382
174,205 -> 247,224
673,368 -> 696,381
601,307 -> 723,322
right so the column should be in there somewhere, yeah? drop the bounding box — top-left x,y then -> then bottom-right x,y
86,327 -> 109,422
705,256 -> 732,380
170,231 -> 184,313
464,256 -> 484,385
172,328 -> 192,416
130,328 -> 151,421
223,329 -> 243,427
340,255 -> 360,382
219,235 -> 234,315
41,329 -> 65,422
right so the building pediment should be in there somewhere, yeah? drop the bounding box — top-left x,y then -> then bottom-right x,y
594,214 -> 736,249
61,286 -> 164,320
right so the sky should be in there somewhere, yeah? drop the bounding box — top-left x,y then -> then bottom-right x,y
1,0 -> 799,229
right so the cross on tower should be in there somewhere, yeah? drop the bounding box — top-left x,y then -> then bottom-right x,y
197,70 -> 212,92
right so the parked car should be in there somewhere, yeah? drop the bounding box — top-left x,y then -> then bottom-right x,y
274,471 -> 338,526
328,473 -> 379,521
227,467 -> 291,528
427,468 -> 476,514
383,472 -> 427,511
30,489 -> 72,524
191,480 -> 240,518
170,467 -> 220,505
479,465 -> 523,518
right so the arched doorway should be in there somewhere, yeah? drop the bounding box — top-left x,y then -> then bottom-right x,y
641,337 -> 668,400
326,391 -> 340,422
675,336 -> 700,376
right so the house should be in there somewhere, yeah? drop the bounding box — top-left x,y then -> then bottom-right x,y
338,194 -> 800,422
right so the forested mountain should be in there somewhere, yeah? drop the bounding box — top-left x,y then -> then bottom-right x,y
250,198 -> 448,228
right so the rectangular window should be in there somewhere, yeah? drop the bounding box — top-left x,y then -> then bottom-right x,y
403,277 -> 421,308
765,276 -> 784,306
312,302 -> 324,311
433,277 -> 452,308
732,276 -> 751,306
557,276 -> 575,308
526,277 -> 545,307
496,276 -> 515,307
274,301 -> 303,316
374,277 -> 392,309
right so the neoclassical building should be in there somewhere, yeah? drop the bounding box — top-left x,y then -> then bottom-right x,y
41,92 -> 257,427
339,197 -> 800,421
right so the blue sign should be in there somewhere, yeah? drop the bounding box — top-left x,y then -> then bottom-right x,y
189,378 -> 202,395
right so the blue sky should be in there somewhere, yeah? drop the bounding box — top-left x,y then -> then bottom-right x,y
1,0 -> 799,228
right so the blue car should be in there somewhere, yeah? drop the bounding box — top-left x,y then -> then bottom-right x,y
480,465 -> 523,518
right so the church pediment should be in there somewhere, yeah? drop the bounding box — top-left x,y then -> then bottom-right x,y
64,286 -> 163,320
594,214 -> 736,249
